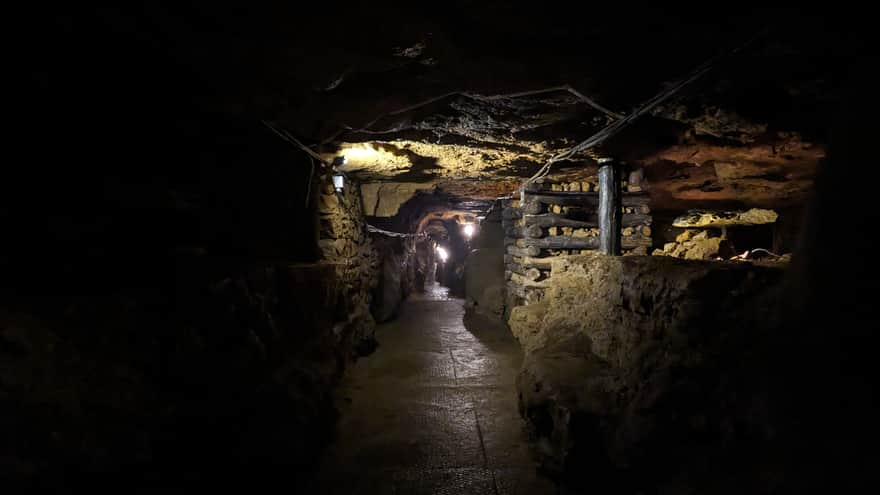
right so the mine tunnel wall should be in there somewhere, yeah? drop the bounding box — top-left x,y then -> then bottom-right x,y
501,63 -> 880,493
369,232 -> 433,323
509,254 -> 787,491
0,118 -> 424,487
464,201 -> 507,319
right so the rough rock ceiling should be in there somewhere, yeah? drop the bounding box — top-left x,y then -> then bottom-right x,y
63,5 -> 865,212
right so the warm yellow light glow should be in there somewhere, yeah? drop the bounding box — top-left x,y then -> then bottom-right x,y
436,246 -> 449,262
462,224 -> 475,238
340,144 -> 380,160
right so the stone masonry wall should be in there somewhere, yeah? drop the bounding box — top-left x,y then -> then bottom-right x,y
317,175 -> 380,352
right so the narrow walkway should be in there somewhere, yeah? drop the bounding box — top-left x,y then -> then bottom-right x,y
311,284 -> 555,494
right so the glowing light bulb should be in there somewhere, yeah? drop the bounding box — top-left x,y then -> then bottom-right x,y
462,224 -> 475,238
436,246 -> 449,262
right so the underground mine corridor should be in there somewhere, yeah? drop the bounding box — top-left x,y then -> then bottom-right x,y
7,4 -> 880,494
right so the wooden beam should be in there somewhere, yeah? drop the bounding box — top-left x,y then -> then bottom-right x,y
521,199 -> 543,215
505,225 -> 543,238
523,235 -> 651,250
523,212 -> 652,229
504,255 -> 553,271
506,261 -> 543,281
502,208 -> 522,220
599,160 -> 622,255
523,191 -> 649,208
524,224 -> 543,238
507,245 -> 541,257
509,271 -> 546,288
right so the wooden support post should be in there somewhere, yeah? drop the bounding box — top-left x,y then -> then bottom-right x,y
598,159 -> 622,255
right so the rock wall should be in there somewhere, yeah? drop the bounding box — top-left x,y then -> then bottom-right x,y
318,174 -> 435,327
652,229 -> 733,260
464,202 -> 506,319
360,182 -> 435,217
370,233 -> 428,323
510,254 -> 787,492
0,119 -> 382,489
316,175 -> 379,351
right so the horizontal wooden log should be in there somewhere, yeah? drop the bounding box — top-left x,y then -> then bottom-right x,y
503,237 -> 517,247
522,182 -> 563,193
521,199 -> 543,215
509,271 -> 546,288
525,224 -> 543,238
524,191 -> 649,208
505,224 -> 543,238
523,235 -> 653,250
523,213 -> 652,229
507,245 -> 541,257
506,282 -> 545,302
506,261 -> 542,281
504,254 -> 554,271
502,208 -> 522,220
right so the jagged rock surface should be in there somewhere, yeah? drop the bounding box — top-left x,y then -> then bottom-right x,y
511,254 -> 785,492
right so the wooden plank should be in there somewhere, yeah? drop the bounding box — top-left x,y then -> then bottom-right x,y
523,235 -> 652,250
523,213 -> 652,229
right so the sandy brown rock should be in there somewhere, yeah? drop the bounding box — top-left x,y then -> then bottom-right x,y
511,254 -> 784,487
672,208 -> 778,228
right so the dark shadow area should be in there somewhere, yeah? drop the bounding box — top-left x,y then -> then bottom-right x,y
7,4 -> 877,494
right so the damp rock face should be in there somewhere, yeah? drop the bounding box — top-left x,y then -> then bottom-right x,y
652,229 -> 734,260
370,234 -> 422,323
317,177 -> 381,346
511,254 -> 785,492
464,203 -> 506,318
0,121 -> 386,488
672,208 -> 778,228
465,248 -> 505,317
360,182 -> 436,217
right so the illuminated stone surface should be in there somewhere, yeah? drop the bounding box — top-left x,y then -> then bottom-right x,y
309,284 -> 554,494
